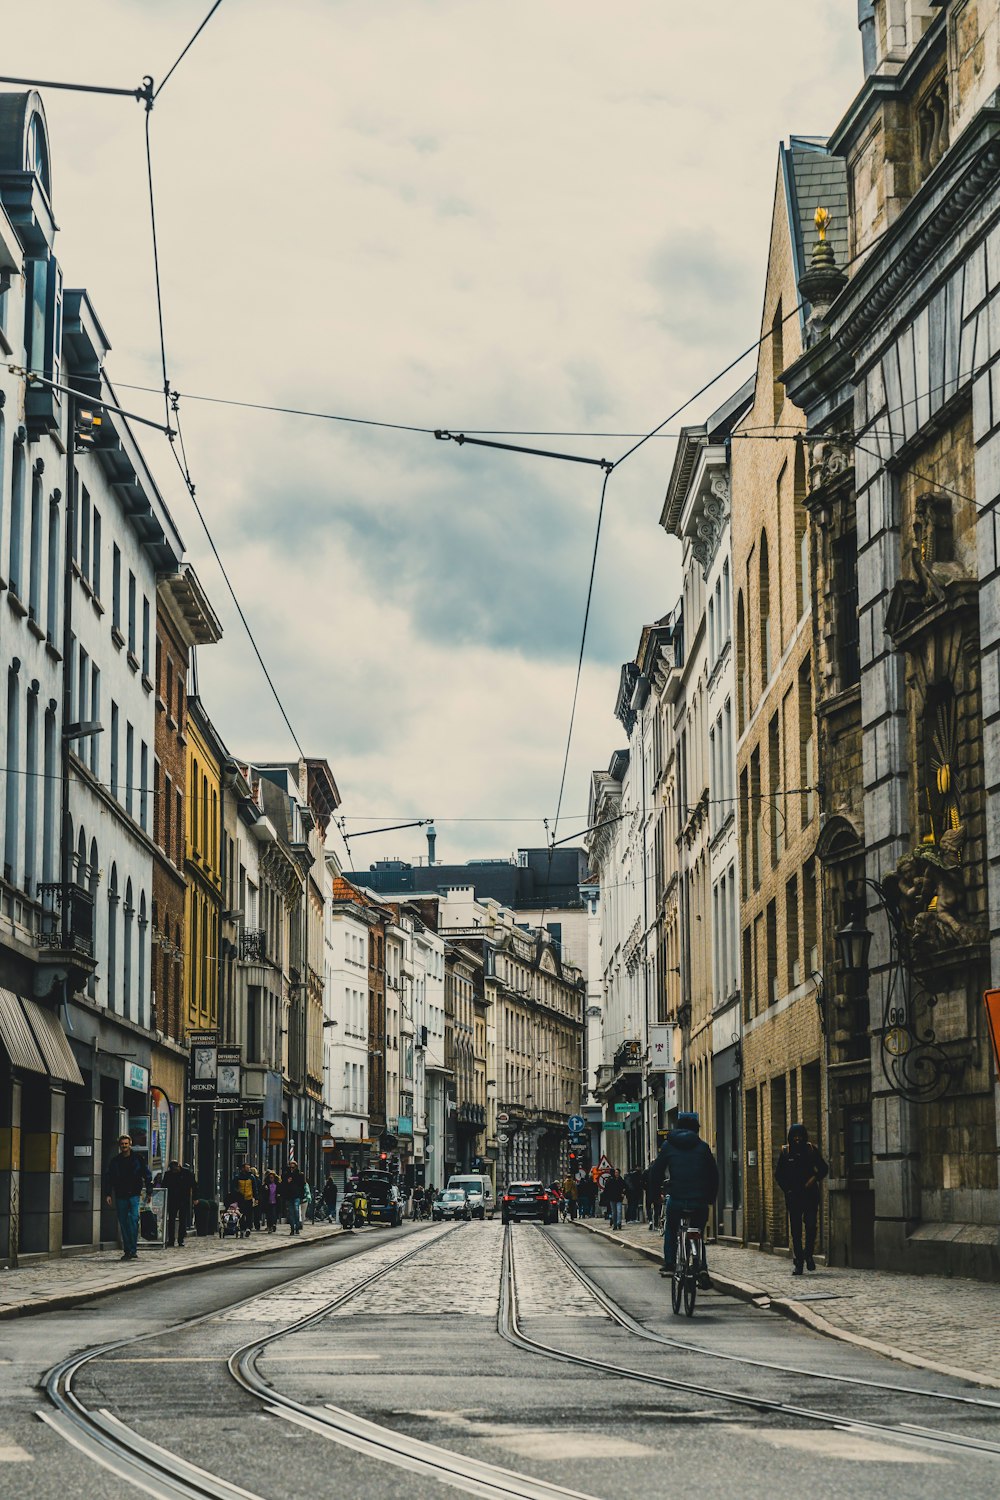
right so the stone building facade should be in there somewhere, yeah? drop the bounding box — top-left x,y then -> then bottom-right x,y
732,139 -> 846,1252
784,0 -> 1000,1277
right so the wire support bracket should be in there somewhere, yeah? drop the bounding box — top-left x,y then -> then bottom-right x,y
434,429 -> 613,472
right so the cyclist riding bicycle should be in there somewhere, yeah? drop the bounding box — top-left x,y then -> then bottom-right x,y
647,1111 -> 719,1290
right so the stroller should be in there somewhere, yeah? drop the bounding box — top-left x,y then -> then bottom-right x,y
218,1202 -> 247,1239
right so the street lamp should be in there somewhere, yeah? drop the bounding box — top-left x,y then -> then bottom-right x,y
834,895 -> 873,978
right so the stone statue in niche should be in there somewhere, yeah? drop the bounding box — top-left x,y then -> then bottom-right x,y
884,828 -> 983,960
911,492 -> 969,605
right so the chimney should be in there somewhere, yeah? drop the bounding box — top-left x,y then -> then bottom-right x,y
426,823 -> 437,865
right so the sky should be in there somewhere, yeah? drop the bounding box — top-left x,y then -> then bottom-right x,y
8,2 -> 862,870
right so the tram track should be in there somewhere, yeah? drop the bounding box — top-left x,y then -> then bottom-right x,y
545,1224 -> 1000,1412
499,1225 -> 1000,1465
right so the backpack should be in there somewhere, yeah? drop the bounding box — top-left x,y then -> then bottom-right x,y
237,1175 -> 254,1202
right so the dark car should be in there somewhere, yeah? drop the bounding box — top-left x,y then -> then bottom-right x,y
500,1181 -> 556,1225
359,1172 -> 404,1227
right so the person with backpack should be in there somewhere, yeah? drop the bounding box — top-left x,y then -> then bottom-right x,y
775,1123 -> 829,1275
230,1163 -> 257,1233
647,1112 -> 719,1287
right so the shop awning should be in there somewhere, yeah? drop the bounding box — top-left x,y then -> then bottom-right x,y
0,989 -> 47,1075
22,998 -> 85,1086
0,990 -> 84,1086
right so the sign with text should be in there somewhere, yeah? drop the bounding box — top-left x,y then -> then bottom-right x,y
215,1046 -> 241,1109
648,1024 -> 675,1071
613,1102 -> 640,1115
985,990 -> 1000,1073
188,1031 -> 218,1100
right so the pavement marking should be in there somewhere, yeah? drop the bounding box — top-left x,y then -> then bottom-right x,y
735,1427 -> 946,1464
0,1443 -> 32,1462
262,1352 -> 382,1361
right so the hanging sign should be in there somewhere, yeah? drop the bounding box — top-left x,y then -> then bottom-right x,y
985,990 -> 1000,1072
188,1031 -> 218,1100
215,1046 -> 241,1109
648,1024 -> 675,1071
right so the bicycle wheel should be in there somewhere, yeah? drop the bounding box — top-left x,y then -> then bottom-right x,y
670,1262 -> 683,1314
683,1245 -> 698,1316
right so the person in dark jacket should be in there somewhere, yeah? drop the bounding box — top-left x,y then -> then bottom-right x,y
322,1172 -> 339,1220
647,1112 -> 719,1282
162,1159 -> 196,1247
281,1161 -> 307,1234
604,1167 -> 626,1230
775,1123 -> 829,1274
104,1134 -> 152,1262
623,1169 -> 643,1223
230,1163 -> 257,1233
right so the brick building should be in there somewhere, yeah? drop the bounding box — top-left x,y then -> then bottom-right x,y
732,139 -> 846,1251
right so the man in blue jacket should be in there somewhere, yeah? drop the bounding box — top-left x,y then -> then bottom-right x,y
104,1134 -> 152,1262
647,1112 -> 719,1286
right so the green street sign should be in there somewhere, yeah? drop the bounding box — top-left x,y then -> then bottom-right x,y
236,1128 -> 250,1141
614,1102 -> 640,1115
603,1121 -> 626,1130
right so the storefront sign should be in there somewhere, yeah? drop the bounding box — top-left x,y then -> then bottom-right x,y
215,1046 -> 241,1109
648,1024 -> 675,1071
241,1101 -> 264,1121
188,1031 -> 219,1100
128,1062 -> 150,1094
397,1116 -> 413,1137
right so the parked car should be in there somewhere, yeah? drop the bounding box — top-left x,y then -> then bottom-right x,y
359,1173 -> 404,1227
433,1187 -> 472,1222
446,1173 -> 494,1218
500,1182 -> 556,1225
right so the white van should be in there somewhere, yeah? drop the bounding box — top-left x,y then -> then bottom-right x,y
446,1173 -> 494,1219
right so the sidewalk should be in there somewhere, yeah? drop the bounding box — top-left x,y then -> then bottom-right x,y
0,1220 -> 346,1320
574,1216 -> 1000,1388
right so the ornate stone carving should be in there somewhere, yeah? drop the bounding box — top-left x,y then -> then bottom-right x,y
883,826 -> 985,962
693,473 -> 729,577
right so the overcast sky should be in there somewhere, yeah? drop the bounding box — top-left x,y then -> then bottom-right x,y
10,3 -> 862,869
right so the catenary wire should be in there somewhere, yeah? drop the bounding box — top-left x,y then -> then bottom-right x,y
153,1 -> 226,100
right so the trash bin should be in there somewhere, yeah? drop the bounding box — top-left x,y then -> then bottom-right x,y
195,1199 -> 219,1237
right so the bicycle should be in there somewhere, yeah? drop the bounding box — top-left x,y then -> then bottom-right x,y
670,1212 -> 703,1317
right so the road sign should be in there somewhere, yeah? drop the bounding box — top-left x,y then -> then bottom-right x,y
604,1122 -> 625,1131
263,1121 -> 286,1144
597,1154 -> 612,1175
567,1114 -> 585,1134
614,1102 -> 640,1115
497,1132 -> 509,1144
569,1134 -> 588,1146
497,1112 -> 510,1124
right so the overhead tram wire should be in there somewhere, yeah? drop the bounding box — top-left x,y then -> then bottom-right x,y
153,0 -> 226,100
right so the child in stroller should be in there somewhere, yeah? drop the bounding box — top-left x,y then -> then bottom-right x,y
218,1202 -> 248,1239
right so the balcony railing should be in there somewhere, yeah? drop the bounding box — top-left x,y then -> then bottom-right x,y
38,883 -> 95,959
239,928 -> 266,963
613,1038 -> 643,1074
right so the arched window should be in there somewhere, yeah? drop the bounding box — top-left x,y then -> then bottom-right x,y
107,865 -> 119,1012
28,471 -> 43,621
46,492 -> 60,641
736,591 -> 748,733
27,112 -> 51,198
87,838 -> 99,997
24,688 -> 38,894
759,532 -> 772,684
3,667 -> 18,882
123,877 -> 134,1019
76,826 -> 87,886
42,704 -> 56,882
9,439 -> 25,597
138,892 -> 148,1028
174,919 -> 182,1019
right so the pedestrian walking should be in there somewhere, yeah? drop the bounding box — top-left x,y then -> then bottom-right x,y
162,1159 -> 196,1247
249,1162 -> 263,1228
561,1173 -> 578,1220
624,1169 -> 643,1223
775,1123 -> 829,1275
262,1170 -> 280,1232
605,1167 -> 626,1230
322,1172 -> 338,1221
281,1160 -> 306,1234
230,1162 -> 258,1233
103,1134 -> 152,1262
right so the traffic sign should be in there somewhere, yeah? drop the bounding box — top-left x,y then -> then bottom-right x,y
614,1102 -> 640,1115
497,1132 -> 509,1144
263,1121 -> 286,1144
497,1112 -> 509,1124
569,1134 -> 588,1146
567,1114 -> 585,1134
604,1121 -> 625,1130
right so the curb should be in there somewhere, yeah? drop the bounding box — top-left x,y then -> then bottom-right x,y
571,1219 -> 1000,1390
0,1223 -> 350,1321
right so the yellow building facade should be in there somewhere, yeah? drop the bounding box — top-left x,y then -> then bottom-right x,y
184,698 -> 225,1034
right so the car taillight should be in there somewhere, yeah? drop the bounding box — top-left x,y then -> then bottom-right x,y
537,1193 -> 548,1202
503,1195 -> 514,1203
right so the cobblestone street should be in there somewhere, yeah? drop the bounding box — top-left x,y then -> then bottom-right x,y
577,1218 -> 1000,1384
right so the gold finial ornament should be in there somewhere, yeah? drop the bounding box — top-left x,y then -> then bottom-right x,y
815,206 -> 830,241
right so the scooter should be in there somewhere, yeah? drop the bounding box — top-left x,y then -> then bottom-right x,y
339,1199 -> 357,1230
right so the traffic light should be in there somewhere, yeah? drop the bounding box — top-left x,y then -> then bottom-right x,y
74,407 -> 103,449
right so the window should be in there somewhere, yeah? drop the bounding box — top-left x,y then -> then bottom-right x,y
766,899 -> 778,1005
799,662 -> 815,825
834,530 -> 860,687
77,645 -> 89,756
127,571 -> 136,655
80,484 -> 91,582
140,742 -> 148,830
24,690 -> 37,893
750,748 -> 762,889
46,493 -> 60,641
803,860 -> 818,975
90,665 -> 100,775
175,788 -> 182,864
771,299 -> 784,423
8,440 -> 24,596
768,713 -> 782,865
708,596 -> 716,663
759,531 -> 772,684
107,865 -> 119,1012
164,772 -> 172,856
92,508 -> 101,598
742,925 -> 753,1022
142,596 -> 150,676
28,472 -> 43,620
110,702 -> 119,798
794,443 -> 808,619
126,723 -> 134,817
112,545 -> 121,632
786,875 -> 800,989
166,657 -> 174,718
736,591 -> 748,732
